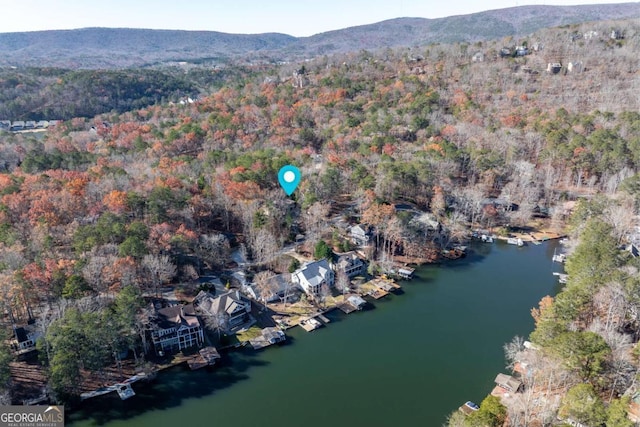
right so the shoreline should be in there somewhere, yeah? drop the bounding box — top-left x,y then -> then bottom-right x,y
19,224 -> 565,416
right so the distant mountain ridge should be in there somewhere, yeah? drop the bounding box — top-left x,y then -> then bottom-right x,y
0,2 -> 638,68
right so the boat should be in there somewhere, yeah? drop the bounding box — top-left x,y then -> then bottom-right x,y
553,272 -> 568,284
481,234 -> 494,243
458,401 -> 480,415
116,383 -> 135,400
552,253 -> 566,263
299,317 -> 322,332
507,237 -> 524,247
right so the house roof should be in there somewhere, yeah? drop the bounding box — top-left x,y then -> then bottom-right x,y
262,327 -> 285,342
347,295 -> 367,308
14,327 -> 28,343
268,273 -> 292,294
336,253 -> 363,269
196,290 -> 248,317
156,304 -> 200,330
248,273 -> 293,301
494,373 -> 522,391
295,259 -> 332,287
350,224 -> 369,235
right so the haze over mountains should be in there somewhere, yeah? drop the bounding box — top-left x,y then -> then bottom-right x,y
0,2 -> 638,68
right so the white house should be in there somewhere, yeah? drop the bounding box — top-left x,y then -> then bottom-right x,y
350,224 -> 371,246
471,52 -> 484,62
292,259 -> 335,296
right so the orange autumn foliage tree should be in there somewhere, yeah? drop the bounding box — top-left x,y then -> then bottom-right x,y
531,295 -> 555,326
103,190 -> 129,214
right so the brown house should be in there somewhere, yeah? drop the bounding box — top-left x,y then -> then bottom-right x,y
494,373 -> 523,393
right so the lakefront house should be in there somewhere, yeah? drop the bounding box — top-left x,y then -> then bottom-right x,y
149,303 -> 204,355
333,253 -> 366,278
194,290 -> 252,333
292,259 -> 335,296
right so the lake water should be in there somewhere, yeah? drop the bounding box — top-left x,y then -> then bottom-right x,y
68,241 -> 563,427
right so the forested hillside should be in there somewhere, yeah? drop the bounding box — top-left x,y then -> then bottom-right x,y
0,67 -> 250,120
0,17 -> 640,414
0,3 -> 638,68
446,195 -> 640,425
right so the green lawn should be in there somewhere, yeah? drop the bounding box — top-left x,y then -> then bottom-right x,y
236,326 -> 263,342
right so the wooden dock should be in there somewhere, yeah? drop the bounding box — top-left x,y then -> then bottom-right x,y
188,346 -> 221,370
338,302 -> 357,314
80,372 -> 149,401
371,277 -> 401,290
317,314 -> 331,324
360,277 -> 401,300
368,288 -> 389,299
553,272 -> 568,284
249,327 -> 286,350
338,295 -> 368,313
299,317 -> 322,332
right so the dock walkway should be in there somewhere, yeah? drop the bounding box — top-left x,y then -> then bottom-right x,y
316,314 -> 331,324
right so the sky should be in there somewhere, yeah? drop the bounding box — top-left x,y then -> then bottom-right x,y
1,0 -> 635,36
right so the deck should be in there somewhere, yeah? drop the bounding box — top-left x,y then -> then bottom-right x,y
368,288 -> 389,299
360,277 -> 401,300
249,327 -> 286,350
316,314 -> 331,324
338,302 -> 358,314
299,317 -> 323,332
188,346 -> 221,370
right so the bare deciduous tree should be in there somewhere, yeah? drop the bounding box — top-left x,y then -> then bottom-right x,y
142,254 -> 177,297
303,202 -> 330,243
254,270 -> 277,303
335,270 -> 350,301
503,335 -> 525,370
197,233 -> 231,270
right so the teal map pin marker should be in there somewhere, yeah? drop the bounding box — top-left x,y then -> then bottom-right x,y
278,165 -> 301,196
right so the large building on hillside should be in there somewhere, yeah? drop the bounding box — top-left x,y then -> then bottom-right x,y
149,303 -> 204,355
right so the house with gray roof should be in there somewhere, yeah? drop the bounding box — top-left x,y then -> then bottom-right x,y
195,290 -> 252,333
10,121 -> 24,131
292,259 -> 334,296
494,373 -> 523,393
333,252 -> 365,278
245,273 -> 297,304
149,303 -> 204,355
350,224 -> 372,246
12,324 -> 41,353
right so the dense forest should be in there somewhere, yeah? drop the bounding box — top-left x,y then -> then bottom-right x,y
0,66 -> 251,120
0,17 -> 640,420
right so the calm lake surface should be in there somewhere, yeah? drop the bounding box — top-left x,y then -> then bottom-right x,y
68,241 -> 563,427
